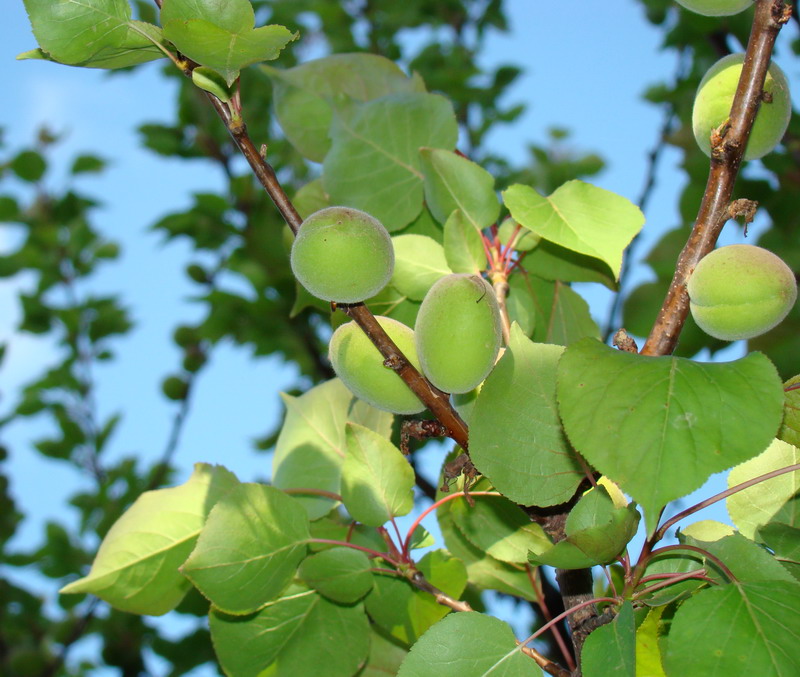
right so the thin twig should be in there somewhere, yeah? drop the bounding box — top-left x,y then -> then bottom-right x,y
642,0 -> 791,356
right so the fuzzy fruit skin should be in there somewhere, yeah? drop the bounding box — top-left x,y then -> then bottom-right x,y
329,316 -> 425,415
692,53 -> 791,161
676,0 -> 752,16
415,274 -> 502,394
291,206 -> 394,303
688,244 -> 797,341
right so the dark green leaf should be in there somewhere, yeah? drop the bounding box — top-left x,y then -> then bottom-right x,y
582,602 -> 635,677
298,547 -> 374,603
470,324 -> 583,506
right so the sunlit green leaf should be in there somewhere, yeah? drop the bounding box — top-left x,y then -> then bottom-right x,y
503,180 -> 644,279
727,439 -> 800,539
60,464 -> 239,615
272,379 -> 355,520
341,423 -> 414,527
390,234 -> 452,301
558,339 -> 784,533
635,607 -> 667,677
181,484 -> 310,614
443,209 -> 488,275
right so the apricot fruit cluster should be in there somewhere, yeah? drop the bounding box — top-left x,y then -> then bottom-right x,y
687,244 -> 797,341
290,206 -> 394,303
692,53 -> 791,161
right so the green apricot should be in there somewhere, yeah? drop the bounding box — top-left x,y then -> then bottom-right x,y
676,0 -> 753,16
497,218 -> 540,252
415,274 -> 502,394
692,53 -> 791,161
291,206 -> 394,303
328,316 -> 425,415
687,244 -> 797,341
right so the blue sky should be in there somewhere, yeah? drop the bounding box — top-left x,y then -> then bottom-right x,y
2,0 -> 796,673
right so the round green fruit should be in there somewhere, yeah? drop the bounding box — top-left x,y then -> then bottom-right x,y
692,53 -> 791,161
687,244 -> 797,341
498,218 -> 540,252
290,206 -> 394,303
328,316 -> 425,415
676,0 -> 753,16
415,274 -> 502,394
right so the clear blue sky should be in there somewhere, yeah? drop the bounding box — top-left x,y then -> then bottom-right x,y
2,1 -> 796,674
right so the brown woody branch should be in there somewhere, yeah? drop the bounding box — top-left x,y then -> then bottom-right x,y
642,0 -> 791,357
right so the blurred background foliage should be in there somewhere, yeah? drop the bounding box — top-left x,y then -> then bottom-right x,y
1,0 -> 798,674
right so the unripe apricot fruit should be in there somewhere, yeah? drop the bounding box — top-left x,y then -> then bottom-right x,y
329,316 -> 425,415
692,53 -> 791,161
676,0 -> 752,17
687,244 -> 797,341
415,274 -> 502,394
290,206 -> 394,303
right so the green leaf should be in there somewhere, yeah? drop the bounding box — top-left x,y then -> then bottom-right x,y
503,180 -> 644,279
209,586 -> 369,677
635,607 -> 668,677
419,148 -> 500,229
680,531 -> 796,585
365,550 -> 467,644
508,273 -> 600,345
758,523 -> 800,582
727,439 -> 800,539
663,582 -> 800,677
443,210 -> 488,275
181,484 -> 310,614
23,0 -> 165,68
272,379 -> 355,520
298,547 -> 374,603
341,423 -> 414,527
389,234 -> 452,301
438,505 -> 537,601
446,480 -> 551,564
70,154 -> 107,175
10,150 -> 46,182
582,602 -> 635,677
778,376 -> 800,447
521,239 -> 617,290
470,324 -> 584,506
397,612 -> 532,676
360,627 -> 408,677
323,92 -> 459,231
558,339 -> 784,533
162,0 -> 296,84
59,463 -> 239,615
263,53 -> 425,162
528,486 -> 640,568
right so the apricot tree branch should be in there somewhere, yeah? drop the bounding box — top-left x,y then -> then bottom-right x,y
641,0 -> 790,357
172,54 -> 471,450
